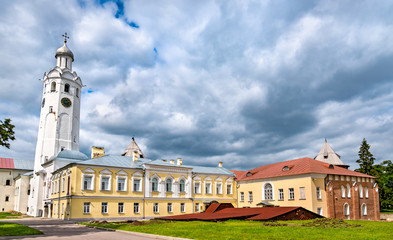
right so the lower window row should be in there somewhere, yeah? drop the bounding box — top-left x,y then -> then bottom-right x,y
83,202 -> 187,214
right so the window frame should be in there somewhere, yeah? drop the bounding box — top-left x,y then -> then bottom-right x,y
165,178 -> 173,192
205,182 -> 212,194
248,191 -> 253,202
299,187 -> 306,200
153,203 -> 159,213
133,178 -> 141,192
216,182 -> 222,195
167,203 -> 173,213
226,182 -> 233,195
179,179 -> 185,193
316,187 -> 321,200
117,177 -> 127,192
278,188 -> 284,200
180,203 -> 185,213
240,192 -> 244,202
83,202 -> 90,214
134,203 -> 140,214
263,183 -> 273,200
195,203 -> 200,213
101,202 -> 108,214
100,176 -> 111,191
118,202 -> 124,213
289,188 -> 295,200
194,181 -> 201,194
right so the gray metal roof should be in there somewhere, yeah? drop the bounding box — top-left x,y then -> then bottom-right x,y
23,171 -> 34,176
76,155 -> 151,169
147,159 -> 192,168
184,165 -> 235,176
55,150 -> 89,161
13,159 -> 34,170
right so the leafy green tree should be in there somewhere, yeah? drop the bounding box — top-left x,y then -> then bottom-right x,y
0,118 -> 15,149
355,138 -> 375,175
372,160 -> 393,210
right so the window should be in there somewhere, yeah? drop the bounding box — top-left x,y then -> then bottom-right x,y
62,177 -> 65,192
62,203 -> 64,215
289,188 -> 294,200
64,84 -> 70,93
205,182 -> 212,194
167,203 -> 173,213
359,185 -> 363,198
117,178 -> 126,191
67,175 -> 71,195
194,182 -> 201,194
341,185 -> 345,198
216,183 -> 222,194
248,191 -> 253,202
180,203 -> 185,213
361,203 -> 367,216
240,192 -> 244,202
49,106 -> 53,113
133,179 -> 141,192
347,184 -> 351,198
226,183 -> 233,194
165,179 -> 172,192
152,178 -> 158,192
344,203 -> 350,217
83,176 -> 93,190
279,189 -> 284,200
153,203 -> 159,213
365,187 -> 369,198
101,177 -> 110,191
264,183 -> 273,200
134,203 -> 140,213
316,187 -> 321,200
5,196 -> 9,202
179,179 -> 185,193
51,82 -> 56,92
317,207 -> 323,216
101,202 -> 108,213
83,202 -> 90,214
195,203 -> 200,212
76,88 -> 79,97
118,203 -> 124,213
5,179 -> 11,186
299,187 -> 306,200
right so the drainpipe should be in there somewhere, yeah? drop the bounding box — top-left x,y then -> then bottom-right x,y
143,171 -> 145,219
58,178 -> 61,219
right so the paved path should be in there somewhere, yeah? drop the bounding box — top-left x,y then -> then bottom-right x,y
1,218 -> 190,240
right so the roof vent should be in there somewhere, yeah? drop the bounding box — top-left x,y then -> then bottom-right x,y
329,164 -> 334,169
282,166 -> 290,171
246,172 -> 252,177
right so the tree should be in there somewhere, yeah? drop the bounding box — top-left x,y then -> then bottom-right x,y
0,118 -> 15,149
372,160 -> 393,210
355,138 -> 375,175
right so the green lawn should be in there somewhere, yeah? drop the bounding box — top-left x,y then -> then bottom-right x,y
0,212 -> 22,219
0,222 -> 43,236
381,209 -> 393,213
82,219 -> 393,240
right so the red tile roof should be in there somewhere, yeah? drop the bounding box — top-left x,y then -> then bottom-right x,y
231,157 -> 374,181
158,203 -> 319,221
0,158 -> 15,169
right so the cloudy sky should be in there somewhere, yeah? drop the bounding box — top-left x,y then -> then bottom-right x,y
1,0 -> 393,171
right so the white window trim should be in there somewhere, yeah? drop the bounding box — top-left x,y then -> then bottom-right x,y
116,176 -> 128,192
194,181 -> 201,194
102,202 -> 108,214
365,187 -> 369,198
248,191 -> 253,202
180,203 -> 186,213
262,182 -> 274,201
134,203 -> 140,213
317,207 -> 323,216
226,179 -> 233,195
362,203 -> 367,216
195,203 -> 200,212
83,202 -> 90,214
100,174 -> 112,191
167,203 -> 173,213
347,184 -> 351,198
164,176 -> 174,193
132,176 -> 142,192
278,189 -> 284,200
359,184 -> 363,198
118,202 -> 124,213
179,177 -> 187,193
153,203 -> 159,213
240,192 -> 244,202
344,203 -> 350,216
216,182 -> 223,195
299,187 -> 306,200
288,188 -> 295,200
316,187 -> 322,200
205,181 -> 212,194
82,174 -> 95,191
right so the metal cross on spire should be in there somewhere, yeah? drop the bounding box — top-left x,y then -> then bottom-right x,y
62,32 -> 69,43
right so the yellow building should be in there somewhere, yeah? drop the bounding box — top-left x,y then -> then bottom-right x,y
47,139 -> 236,220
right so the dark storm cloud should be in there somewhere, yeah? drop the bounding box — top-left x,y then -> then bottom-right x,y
1,0 -> 393,171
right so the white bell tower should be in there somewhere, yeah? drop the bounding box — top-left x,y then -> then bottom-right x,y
29,33 -> 83,216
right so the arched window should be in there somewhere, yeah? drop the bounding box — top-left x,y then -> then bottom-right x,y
76,88 -> 79,97
344,203 -> 350,217
347,184 -> 351,198
51,82 -> 56,92
151,178 -> 158,192
264,183 -> 273,200
179,179 -> 185,193
341,185 -> 346,198
365,187 -> 368,198
361,203 -> 367,216
166,179 -> 172,192
359,184 -> 363,198
64,84 -> 70,93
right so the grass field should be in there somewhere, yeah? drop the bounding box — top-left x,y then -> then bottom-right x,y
0,222 -> 43,236
381,209 -> 393,213
0,212 -> 22,219
82,218 -> 393,240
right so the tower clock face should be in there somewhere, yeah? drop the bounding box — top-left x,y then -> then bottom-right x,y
61,97 -> 72,108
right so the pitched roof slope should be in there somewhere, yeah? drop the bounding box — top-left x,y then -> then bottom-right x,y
233,157 -> 374,181
122,137 -> 145,158
0,158 -> 34,170
314,140 -> 345,165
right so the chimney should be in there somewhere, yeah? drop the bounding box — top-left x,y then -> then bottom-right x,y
133,151 -> 138,162
170,160 -> 175,164
91,146 -> 105,159
177,158 -> 183,166
218,162 -> 223,168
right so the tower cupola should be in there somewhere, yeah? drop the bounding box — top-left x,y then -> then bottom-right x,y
55,33 -> 74,69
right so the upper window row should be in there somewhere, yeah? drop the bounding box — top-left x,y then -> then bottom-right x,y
48,82 -> 79,97
82,175 -> 142,192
